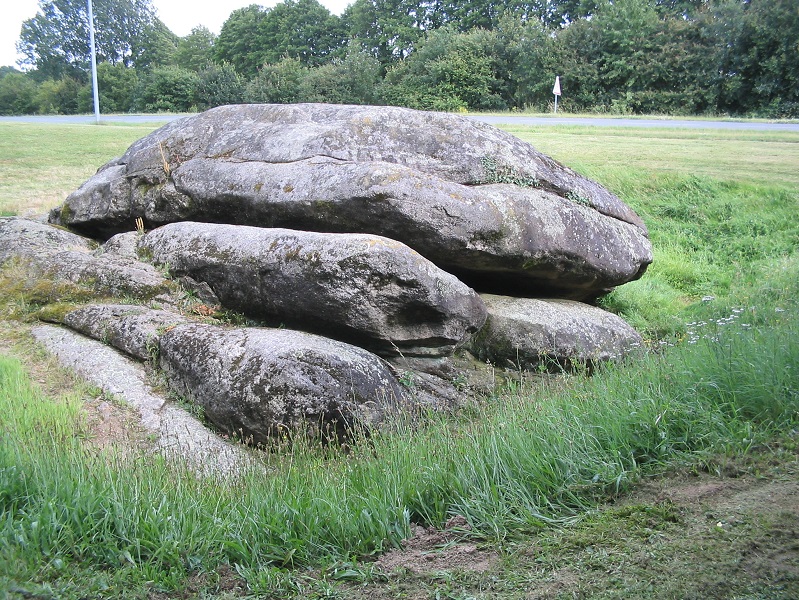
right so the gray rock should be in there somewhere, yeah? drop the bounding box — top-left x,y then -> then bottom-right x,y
62,304 -> 188,361
0,217 -> 171,300
140,221 -> 487,357
52,104 -> 652,298
158,324 -> 409,444
468,295 -> 643,369
31,324 -> 251,476
95,231 -> 142,259
0,216 -> 95,263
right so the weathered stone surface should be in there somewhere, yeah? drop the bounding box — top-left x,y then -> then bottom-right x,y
468,295 -> 643,369
0,216 -> 94,262
0,217 -> 171,299
31,325 -> 252,476
63,304 -> 188,361
158,324 -> 409,444
140,221 -> 487,357
51,104 -> 652,298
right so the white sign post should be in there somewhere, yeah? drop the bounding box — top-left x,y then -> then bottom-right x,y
553,76 -> 561,114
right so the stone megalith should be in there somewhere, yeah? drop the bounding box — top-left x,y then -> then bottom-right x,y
51,104 -> 652,299
158,324 -> 409,444
140,221 -> 487,357
468,295 -> 643,369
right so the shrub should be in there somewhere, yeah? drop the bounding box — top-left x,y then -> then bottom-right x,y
134,66 -> 199,113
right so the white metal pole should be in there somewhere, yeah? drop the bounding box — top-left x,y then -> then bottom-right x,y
87,0 -> 100,123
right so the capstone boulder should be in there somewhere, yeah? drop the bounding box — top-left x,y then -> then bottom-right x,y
51,104 -> 652,299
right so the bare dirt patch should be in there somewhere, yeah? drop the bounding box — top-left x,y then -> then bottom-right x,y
376,515 -> 500,575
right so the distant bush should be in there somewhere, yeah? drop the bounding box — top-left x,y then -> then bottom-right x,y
134,66 -> 199,113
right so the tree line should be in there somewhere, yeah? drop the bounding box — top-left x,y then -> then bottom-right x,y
1,0 -> 797,117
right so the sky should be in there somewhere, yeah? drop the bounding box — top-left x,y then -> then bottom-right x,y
1,0 -> 353,69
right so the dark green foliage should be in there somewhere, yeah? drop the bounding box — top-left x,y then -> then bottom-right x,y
134,66 -> 199,113
258,0 -> 348,67
3,0 -> 798,116
344,0 -> 426,67
216,0 -> 347,79
382,27 -> 508,111
0,72 -> 38,115
213,5 -> 266,79
702,0 -> 799,117
298,45 -> 383,104
95,63 -> 138,113
196,63 -> 244,110
174,26 -> 216,73
18,0 -> 162,78
33,76 -> 85,114
244,57 -> 306,104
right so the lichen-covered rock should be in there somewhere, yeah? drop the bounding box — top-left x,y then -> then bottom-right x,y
140,221 -> 487,357
158,324 -> 409,444
0,217 -> 171,299
468,295 -> 643,369
51,104 -> 652,298
1,217 -> 95,263
62,304 -> 187,361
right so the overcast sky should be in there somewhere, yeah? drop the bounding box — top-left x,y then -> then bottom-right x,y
1,0 -> 353,69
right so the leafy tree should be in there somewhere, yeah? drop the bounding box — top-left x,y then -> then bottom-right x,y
17,0 -> 164,80
244,57 -> 307,104
382,27 -> 508,111
298,44 -> 382,104
33,76 -> 84,113
344,0 -> 425,67
502,16 -> 559,109
135,19 -> 179,71
554,0 -> 680,113
96,62 -> 139,112
174,26 -> 216,72
217,0 -> 346,78
702,0 -> 799,117
259,0 -> 348,67
215,5 -> 268,78
134,66 -> 199,112
0,72 -> 38,115
196,62 -> 244,109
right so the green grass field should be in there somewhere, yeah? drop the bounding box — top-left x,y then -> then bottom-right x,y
1,122 -> 798,599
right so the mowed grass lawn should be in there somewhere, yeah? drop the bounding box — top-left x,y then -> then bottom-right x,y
0,120 -> 798,599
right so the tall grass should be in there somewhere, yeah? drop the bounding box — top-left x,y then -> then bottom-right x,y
3,285 -> 797,593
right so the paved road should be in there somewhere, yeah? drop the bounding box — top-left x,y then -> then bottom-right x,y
2,112 -> 798,131
473,115 -> 799,131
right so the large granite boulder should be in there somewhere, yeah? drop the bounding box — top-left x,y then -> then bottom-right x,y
468,295 -> 643,369
51,104 -> 652,299
140,221 -> 486,357
158,324 -> 409,443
